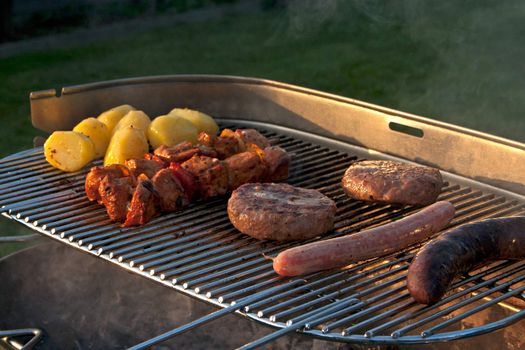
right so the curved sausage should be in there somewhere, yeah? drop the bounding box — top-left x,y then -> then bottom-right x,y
273,201 -> 455,276
407,216 -> 525,304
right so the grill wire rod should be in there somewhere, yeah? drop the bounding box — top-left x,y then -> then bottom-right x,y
1,122 -> 525,348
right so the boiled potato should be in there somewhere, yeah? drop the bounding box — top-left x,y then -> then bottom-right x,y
44,131 -> 96,172
104,126 -> 149,166
73,117 -> 110,158
112,110 -> 151,135
147,114 -> 198,149
168,108 -> 219,135
97,104 -> 135,133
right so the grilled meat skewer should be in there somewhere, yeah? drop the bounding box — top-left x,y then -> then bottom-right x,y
85,129 -> 290,226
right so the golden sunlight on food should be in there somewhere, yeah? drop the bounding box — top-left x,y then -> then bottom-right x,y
72,117 -> 110,158
96,104 -> 136,133
104,126 -> 149,166
168,107 -> 219,135
43,105 -> 220,171
147,114 -> 199,149
111,110 -> 151,135
44,131 -> 96,172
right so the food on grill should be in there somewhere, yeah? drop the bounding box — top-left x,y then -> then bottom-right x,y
407,216 -> 525,304
198,129 -> 245,159
182,154 -> 229,200
124,174 -> 158,226
234,128 -> 271,149
169,162 -> 197,201
147,114 -> 199,149
262,146 -> 290,182
125,158 -> 164,179
104,126 -> 149,166
99,175 -> 134,222
97,104 -> 136,133
86,128 -> 290,226
154,141 -> 217,163
85,164 -> 130,201
341,160 -> 443,206
72,117 -> 111,158
224,151 -> 268,191
168,108 -> 219,135
111,110 -> 151,135
272,200 -> 455,276
151,168 -> 189,212
44,131 -> 96,172
228,183 -> 337,241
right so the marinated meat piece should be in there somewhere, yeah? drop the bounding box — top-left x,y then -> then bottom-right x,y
214,133 -> 244,159
341,160 -> 443,206
153,142 -> 218,163
228,183 -> 337,241
169,163 -> 197,201
197,131 -> 215,147
195,144 -> 219,159
85,164 -> 129,202
151,168 -> 188,212
263,146 -> 290,182
224,151 -> 268,191
125,158 -> 164,179
196,129 -> 271,159
124,175 -> 159,227
144,153 -> 169,167
198,129 -> 244,159
154,142 -> 198,163
235,129 -> 271,149
181,155 -> 228,200
98,175 -> 134,222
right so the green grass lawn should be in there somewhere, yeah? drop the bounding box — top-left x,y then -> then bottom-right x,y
1,1 -> 524,254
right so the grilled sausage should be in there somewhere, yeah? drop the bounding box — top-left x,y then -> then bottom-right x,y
273,201 -> 455,276
407,216 -> 525,304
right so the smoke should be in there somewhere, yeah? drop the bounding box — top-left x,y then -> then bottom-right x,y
264,0 -> 525,141
393,1 -> 525,139
284,0 -> 341,38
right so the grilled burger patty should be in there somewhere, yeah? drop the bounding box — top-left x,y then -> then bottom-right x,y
228,183 -> 337,241
341,160 -> 443,206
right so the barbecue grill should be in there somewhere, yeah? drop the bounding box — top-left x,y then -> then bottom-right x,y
1,75 -> 524,349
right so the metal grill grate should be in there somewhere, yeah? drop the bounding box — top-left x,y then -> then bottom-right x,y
1,121 -> 524,347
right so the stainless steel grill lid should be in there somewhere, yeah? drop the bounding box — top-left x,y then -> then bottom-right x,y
1,116 -> 525,348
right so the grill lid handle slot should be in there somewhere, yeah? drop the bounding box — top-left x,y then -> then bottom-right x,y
388,121 -> 424,138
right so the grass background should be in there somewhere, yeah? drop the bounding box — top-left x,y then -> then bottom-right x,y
1,0 -> 524,254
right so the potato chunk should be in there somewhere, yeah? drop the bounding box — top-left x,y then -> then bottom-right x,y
73,117 -> 110,158
104,126 -> 149,166
169,108 -> 219,135
112,110 -> 151,135
44,131 -> 96,172
97,104 -> 135,133
147,114 -> 198,149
